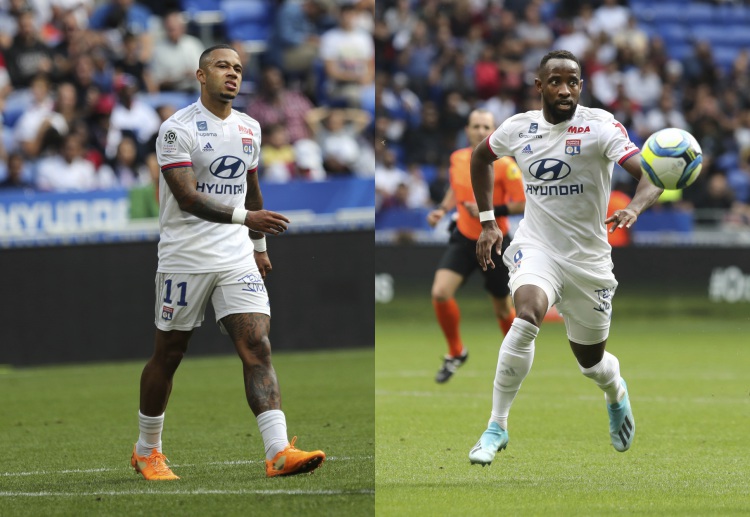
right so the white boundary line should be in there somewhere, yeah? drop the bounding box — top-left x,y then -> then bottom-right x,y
0,489 -> 375,497
1,456 -> 374,478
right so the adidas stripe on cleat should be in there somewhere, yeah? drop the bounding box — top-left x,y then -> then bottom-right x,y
468,422 -> 509,466
607,378 -> 635,452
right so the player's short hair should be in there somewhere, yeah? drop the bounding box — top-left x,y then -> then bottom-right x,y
538,50 -> 581,74
199,44 -> 239,69
467,108 -> 495,127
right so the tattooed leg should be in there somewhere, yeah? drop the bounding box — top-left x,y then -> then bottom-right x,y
222,312 -> 281,415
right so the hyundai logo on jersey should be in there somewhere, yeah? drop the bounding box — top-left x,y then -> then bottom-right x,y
529,159 -> 572,181
209,155 -> 246,179
197,121 -> 208,131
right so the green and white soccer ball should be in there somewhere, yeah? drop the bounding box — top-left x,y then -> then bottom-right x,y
640,128 -> 703,190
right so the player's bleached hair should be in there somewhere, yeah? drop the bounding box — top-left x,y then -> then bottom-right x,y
538,50 -> 581,74
199,44 -> 239,69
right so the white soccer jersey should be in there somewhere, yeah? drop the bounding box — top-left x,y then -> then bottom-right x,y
155,99 -> 261,273
487,105 -> 638,268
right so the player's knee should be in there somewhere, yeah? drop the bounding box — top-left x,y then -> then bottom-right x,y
431,284 -> 453,301
514,309 -> 543,328
243,335 -> 272,363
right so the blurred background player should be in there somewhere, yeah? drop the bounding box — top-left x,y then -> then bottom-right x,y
426,108 -> 525,383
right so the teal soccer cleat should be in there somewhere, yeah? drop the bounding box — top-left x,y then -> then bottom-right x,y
608,378 -> 635,452
469,422 -> 509,466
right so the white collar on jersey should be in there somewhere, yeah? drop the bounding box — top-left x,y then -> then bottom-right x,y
197,98 -> 236,124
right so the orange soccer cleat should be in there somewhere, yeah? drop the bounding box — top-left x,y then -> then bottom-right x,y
265,437 -> 325,477
131,445 -> 180,480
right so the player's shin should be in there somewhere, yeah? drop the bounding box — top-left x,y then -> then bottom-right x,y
490,318 -> 538,430
579,351 -> 625,404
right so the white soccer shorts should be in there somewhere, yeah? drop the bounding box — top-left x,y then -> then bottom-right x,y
503,243 -> 618,345
154,266 -> 271,332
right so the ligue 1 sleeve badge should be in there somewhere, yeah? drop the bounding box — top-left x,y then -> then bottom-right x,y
565,139 -> 581,156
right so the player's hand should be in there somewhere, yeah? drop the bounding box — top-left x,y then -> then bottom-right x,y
254,252 -> 272,279
426,209 -> 444,227
245,210 -> 290,235
476,223 -> 503,271
605,207 -> 638,233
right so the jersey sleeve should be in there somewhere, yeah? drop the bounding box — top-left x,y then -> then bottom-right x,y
156,120 -> 193,171
601,119 -> 639,166
486,120 -> 512,158
249,125 -> 261,174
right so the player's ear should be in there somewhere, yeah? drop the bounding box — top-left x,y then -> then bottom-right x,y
534,77 -> 542,92
196,68 -> 204,85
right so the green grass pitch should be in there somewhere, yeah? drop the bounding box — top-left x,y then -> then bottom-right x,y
0,349 -> 374,516
376,293 -> 750,516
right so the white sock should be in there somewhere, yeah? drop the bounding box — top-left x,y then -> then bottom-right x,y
489,318 -> 538,430
256,409 -> 289,460
136,411 -> 164,457
580,351 -> 626,405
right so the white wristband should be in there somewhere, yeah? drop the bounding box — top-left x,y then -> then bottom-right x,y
252,236 -> 267,253
479,210 -> 495,222
232,207 -> 248,225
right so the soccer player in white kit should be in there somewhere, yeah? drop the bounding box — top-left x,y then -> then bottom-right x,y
467,50 -> 664,465
130,44 -> 325,480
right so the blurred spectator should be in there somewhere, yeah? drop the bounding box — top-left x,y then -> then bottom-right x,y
260,123 -> 297,183
13,74 -> 68,158
268,0 -> 331,77
51,10 -> 90,83
113,31 -> 152,92
107,73 -> 161,158
592,0 -> 630,38
88,0 -> 153,61
0,152 -> 34,190
375,147 -> 407,210
293,138 -> 326,181
246,66 -> 314,143
682,40 -> 720,88
612,15 -> 649,64
306,105 -> 371,175
639,88 -> 689,136
383,0 -> 417,51
428,163 -> 449,206
4,8 -> 54,88
319,2 -> 374,107
99,134 -> 150,188
149,10 -> 203,93
623,59 -> 662,110
379,71 -> 421,142
516,2 -> 553,73
402,101 -> 448,166
403,163 -> 430,209
35,132 -> 97,191
473,44 -> 500,101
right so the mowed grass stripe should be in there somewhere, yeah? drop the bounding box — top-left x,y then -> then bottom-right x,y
1,455 -> 374,478
0,489 -> 375,497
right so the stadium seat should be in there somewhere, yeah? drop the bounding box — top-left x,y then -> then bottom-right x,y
219,0 -> 274,54
181,0 -> 225,42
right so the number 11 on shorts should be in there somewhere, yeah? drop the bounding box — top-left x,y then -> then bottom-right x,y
164,279 -> 188,306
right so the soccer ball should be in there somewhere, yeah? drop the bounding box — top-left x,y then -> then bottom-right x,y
640,128 -> 702,190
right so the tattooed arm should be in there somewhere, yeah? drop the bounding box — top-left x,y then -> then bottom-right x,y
245,170 -> 264,240
162,166 -> 289,234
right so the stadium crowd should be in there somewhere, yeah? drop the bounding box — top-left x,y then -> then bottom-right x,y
374,0 -> 750,231
0,0 -> 376,217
